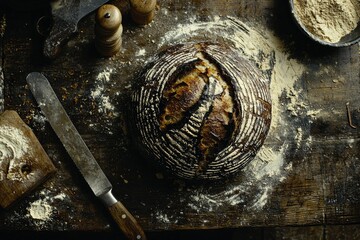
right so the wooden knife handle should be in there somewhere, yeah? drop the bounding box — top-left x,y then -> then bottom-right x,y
108,201 -> 147,240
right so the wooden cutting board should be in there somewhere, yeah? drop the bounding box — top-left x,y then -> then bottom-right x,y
0,110 -> 56,208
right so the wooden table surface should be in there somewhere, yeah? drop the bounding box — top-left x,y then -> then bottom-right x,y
0,0 -> 359,239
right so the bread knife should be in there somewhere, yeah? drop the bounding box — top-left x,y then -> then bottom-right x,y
26,72 -> 146,240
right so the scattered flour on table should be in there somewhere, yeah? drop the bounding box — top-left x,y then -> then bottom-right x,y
0,126 -> 30,181
31,111 -> 47,131
26,189 -> 68,225
136,48 -> 146,57
90,67 -> 121,134
157,16 -> 314,216
91,67 -> 118,116
28,199 -> 52,220
153,211 -> 172,224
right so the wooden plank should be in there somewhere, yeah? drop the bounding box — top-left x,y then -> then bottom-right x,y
325,224 -> 360,240
263,225 -> 360,240
0,0 -> 359,234
0,11 -> 4,113
1,224 -> 360,239
264,226 -> 324,240
0,110 -> 56,208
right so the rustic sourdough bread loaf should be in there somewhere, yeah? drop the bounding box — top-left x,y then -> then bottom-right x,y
131,42 -> 271,180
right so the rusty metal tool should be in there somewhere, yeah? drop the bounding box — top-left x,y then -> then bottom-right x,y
44,0 -> 109,59
26,72 -> 146,240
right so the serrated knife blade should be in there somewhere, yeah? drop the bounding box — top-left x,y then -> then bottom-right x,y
26,72 -> 146,240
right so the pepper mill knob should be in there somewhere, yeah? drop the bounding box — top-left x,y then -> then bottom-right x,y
129,0 -> 157,25
95,4 -> 123,57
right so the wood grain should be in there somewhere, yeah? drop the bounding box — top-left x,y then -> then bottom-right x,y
108,201 -> 147,240
0,110 -> 56,208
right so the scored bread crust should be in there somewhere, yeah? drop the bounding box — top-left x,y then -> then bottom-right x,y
131,42 -> 271,180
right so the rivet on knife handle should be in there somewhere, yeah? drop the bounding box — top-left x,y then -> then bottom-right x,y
99,191 -> 146,240
99,191 -> 147,240
26,72 -> 146,240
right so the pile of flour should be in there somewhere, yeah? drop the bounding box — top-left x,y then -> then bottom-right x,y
293,0 -> 360,43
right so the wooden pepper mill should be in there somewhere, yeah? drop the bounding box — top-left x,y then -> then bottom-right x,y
95,4 -> 123,57
130,0 -> 157,25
